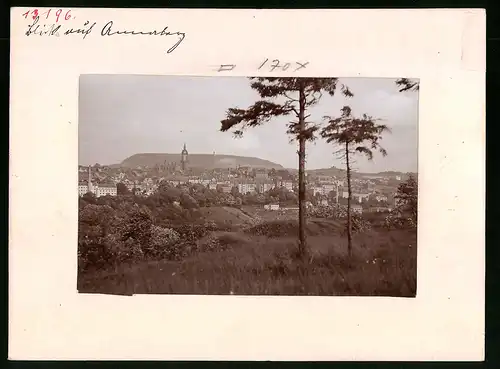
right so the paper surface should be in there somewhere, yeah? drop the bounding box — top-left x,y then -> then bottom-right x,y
9,8 -> 485,361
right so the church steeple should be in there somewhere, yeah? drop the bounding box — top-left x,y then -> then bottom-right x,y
88,165 -> 93,193
181,143 -> 188,171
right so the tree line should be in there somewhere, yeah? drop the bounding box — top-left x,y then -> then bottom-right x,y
79,181 -> 242,274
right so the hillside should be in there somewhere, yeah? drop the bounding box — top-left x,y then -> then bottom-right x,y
305,167 -> 347,177
120,153 -> 284,169
293,166 -> 414,178
199,206 -> 255,225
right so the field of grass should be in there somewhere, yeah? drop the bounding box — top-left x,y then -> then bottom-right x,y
199,206 -> 254,224
78,220 -> 417,296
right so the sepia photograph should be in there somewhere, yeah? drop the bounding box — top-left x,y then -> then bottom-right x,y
77,75 -> 419,296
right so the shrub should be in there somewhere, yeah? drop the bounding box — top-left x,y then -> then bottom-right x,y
197,234 -> 224,253
144,225 -> 182,260
78,238 -> 116,273
384,212 -> 416,230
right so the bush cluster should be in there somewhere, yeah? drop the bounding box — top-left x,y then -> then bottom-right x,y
78,191 -> 226,273
307,204 -> 372,233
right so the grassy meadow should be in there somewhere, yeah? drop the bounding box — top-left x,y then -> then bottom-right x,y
78,211 -> 417,296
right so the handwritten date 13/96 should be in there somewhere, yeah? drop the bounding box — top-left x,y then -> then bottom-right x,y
22,9 -> 73,22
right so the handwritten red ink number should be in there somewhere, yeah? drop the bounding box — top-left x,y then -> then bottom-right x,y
55,9 -> 62,22
42,9 -> 51,19
22,8 -> 72,21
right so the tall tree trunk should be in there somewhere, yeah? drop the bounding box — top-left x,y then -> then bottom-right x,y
297,83 -> 307,258
345,142 -> 353,257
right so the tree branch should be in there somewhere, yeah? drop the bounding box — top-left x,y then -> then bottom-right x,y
220,100 -> 292,134
396,78 -> 420,92
283,92 -> 299,102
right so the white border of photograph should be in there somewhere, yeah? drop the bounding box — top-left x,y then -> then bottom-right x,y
9,8 -> 485,361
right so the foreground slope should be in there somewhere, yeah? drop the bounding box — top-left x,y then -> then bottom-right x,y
78,222 -> 417,296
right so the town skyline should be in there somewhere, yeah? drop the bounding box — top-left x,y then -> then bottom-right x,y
79,75 -> 418,172
77,147 -> 417,175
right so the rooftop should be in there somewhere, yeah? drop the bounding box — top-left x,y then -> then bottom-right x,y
164,176 -> 189,182
99,183 -> 117,188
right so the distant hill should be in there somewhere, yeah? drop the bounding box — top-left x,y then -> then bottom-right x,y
305,167 -> 347,177
287,167 -> 347,176
286,166 -> 413,178
120,153 -> 284,169
360,170 -> 416,178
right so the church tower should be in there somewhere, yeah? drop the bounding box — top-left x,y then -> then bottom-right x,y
88,165 -> 93,194
181,143 -> 188,171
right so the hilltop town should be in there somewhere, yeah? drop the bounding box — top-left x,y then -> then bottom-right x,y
79,144 -> 412,214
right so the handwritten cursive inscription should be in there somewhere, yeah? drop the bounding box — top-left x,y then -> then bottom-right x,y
25,16 -> 61,36
23,16 -> 187,54
64,20 -> 96,39
100,21 -> 186,54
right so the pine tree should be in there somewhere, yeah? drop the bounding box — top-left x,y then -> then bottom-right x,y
394,174 -> 418,225
220,77 -> 352,258
320,106 -> 389,257
396,78 -> 419,92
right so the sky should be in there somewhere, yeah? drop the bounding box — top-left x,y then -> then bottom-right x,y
79,75 -> 418,173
